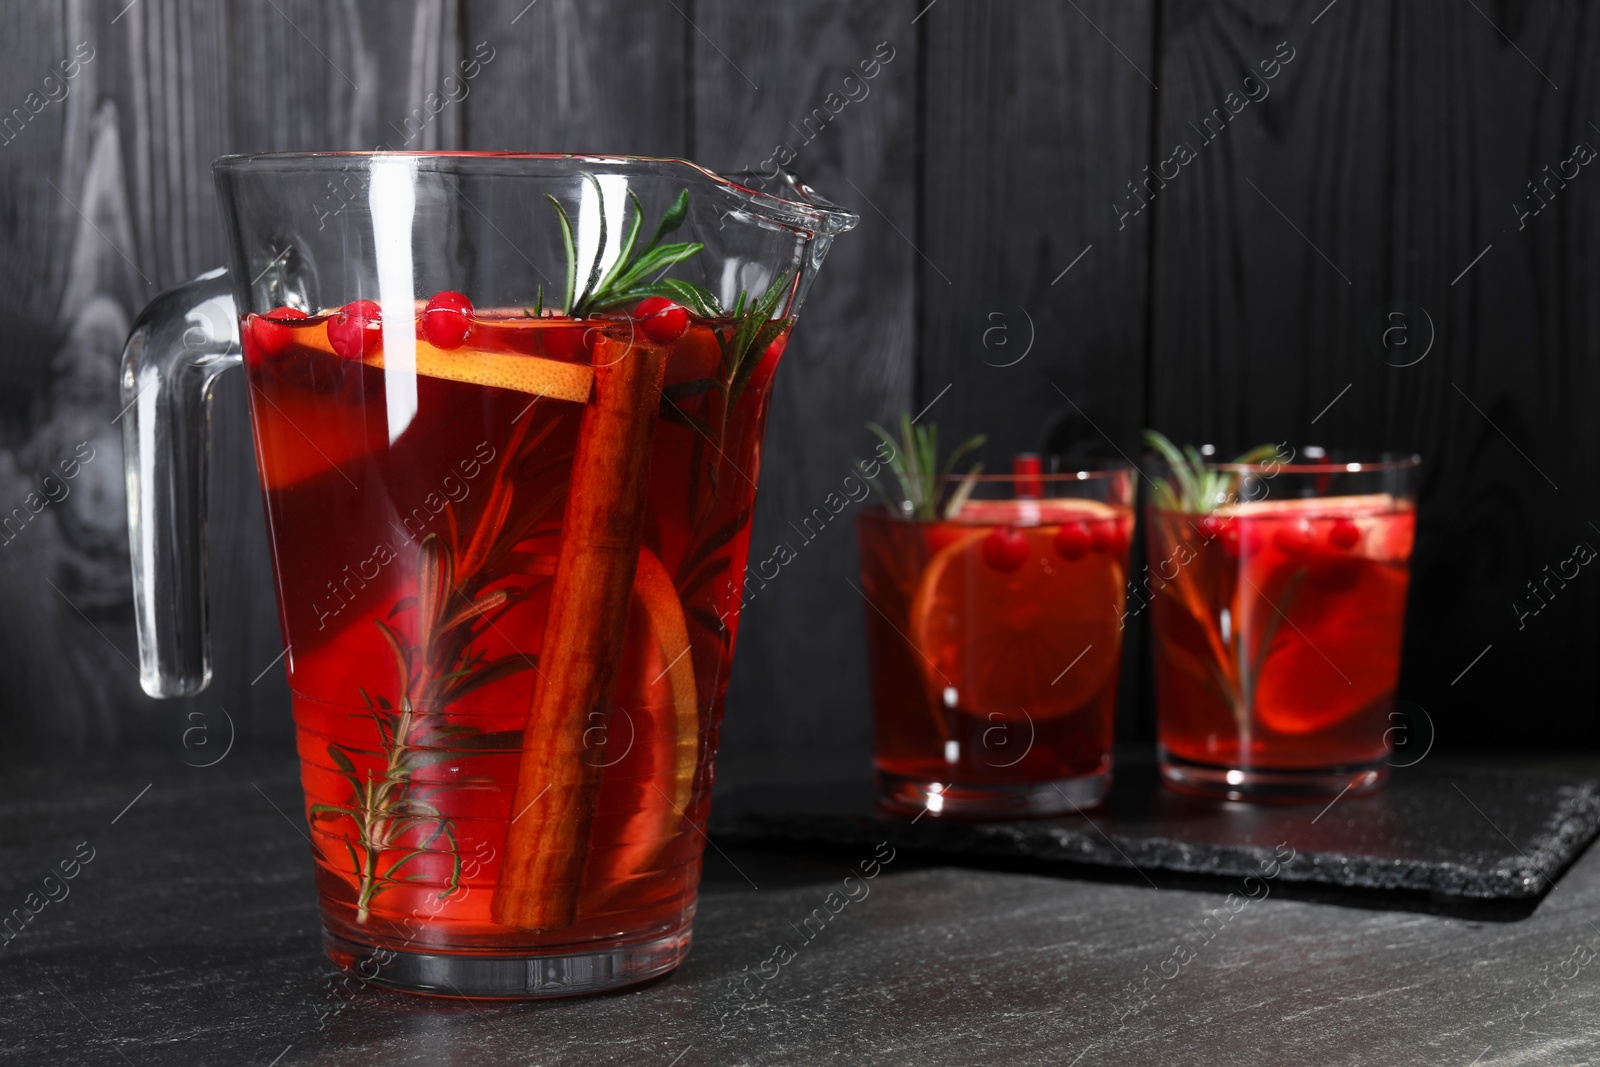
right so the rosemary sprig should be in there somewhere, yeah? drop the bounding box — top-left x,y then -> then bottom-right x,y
658,272 -> 794,529
311,533 -> 535,923
546,176 -> 721,318
1143,430 -> 1280,514
862,415 -> 986,521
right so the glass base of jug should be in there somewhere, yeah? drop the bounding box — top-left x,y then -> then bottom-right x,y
876,767 -> 1111,819
323,925 -> 692,999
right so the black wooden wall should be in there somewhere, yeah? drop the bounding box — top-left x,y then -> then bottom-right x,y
0,0 -> 1594,779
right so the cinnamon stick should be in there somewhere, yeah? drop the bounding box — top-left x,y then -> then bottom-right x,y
492,334 -> 667,931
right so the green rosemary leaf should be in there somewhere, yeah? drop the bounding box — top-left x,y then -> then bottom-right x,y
379,848 -> 433,882
439,588 -> 511,634
328,743 -> 358,776
592,189 -> 645,299
342,839 -> 364,880
728,318 -> 787,410
628,277 -> 721,318
545,193 -> 577,314
606,242 -> 705,298
941,434 -> 988,477
864,417 -> 984,520
1144,429 -> 1280,513
644,188 -> 690,254
675,508 -> 752,586
682,555 -> 731,598
308,803 -> 359,821
942,462 -> 986,520
443,657 -> 537,704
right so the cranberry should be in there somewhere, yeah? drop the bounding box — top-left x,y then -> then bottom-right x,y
1091,517 -> 1130,557
1273,518 -> 1316,558
1328,517 -> 1361,551
421,290 -> 473,349
1053,521 -> 1093,560
635,296 -> 690,344
982,526 -> 1030,572
327,299 -> 382,359
247,306 -> 307,365
1195,515 -> 1226,543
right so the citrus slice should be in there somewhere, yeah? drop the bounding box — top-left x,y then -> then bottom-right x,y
580,545 -> 699,913
908,506 -> 1126,722
1227,497 -> 1415,734
1252,563 -> 1410,734
294,328 -> 594,403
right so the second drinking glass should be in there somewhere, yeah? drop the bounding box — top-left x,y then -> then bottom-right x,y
1142,441 -> 1420,800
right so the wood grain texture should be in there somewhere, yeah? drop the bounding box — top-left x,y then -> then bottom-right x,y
1148,0 -> 1394,446
922,0 -> 1155,459
461,0 -> 686,154
0,0 -> 462,750
1385,0 -> 1600,747
690,1 -> 916,784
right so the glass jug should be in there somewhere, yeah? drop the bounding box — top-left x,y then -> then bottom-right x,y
121,153 -> 855,997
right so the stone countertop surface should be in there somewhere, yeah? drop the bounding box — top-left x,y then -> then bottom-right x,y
1,748 -> 1597,1066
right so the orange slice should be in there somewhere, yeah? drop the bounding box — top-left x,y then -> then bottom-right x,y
1251,549 -> 1411,735
581,545 -> 699,912
908,508 -> 1125,722
296,327 -> 594,403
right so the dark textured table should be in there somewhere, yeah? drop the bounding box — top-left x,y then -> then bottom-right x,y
3,748 -> 1599,1066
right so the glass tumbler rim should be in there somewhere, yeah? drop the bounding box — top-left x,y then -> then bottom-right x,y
1157,451 -> 1422,475
935,461 -> 1137,485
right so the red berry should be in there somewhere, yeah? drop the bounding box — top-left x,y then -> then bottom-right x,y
635,296 -> 689,344
1091,518 -> 1130,557
1328,517 -> 1361,551
1196,515 -> 1228,543
327,299 -> 382,359
1054,521 -> 1093,560
247,306 -> 307,365
982,526 -> 1030,572
1273,518 -> 1316,557
421,290 -> 473,349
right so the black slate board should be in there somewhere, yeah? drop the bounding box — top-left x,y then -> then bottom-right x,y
710,751 -> 1600,903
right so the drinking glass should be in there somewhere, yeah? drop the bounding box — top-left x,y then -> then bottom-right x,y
121,153 -> 855,996
1143,452 -> 1420,800
857,462 -> 1136,817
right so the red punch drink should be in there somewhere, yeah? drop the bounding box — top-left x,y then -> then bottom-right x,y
1143,438 -> 1420,800
857,449 -> 1135,817
245,297 -> 786,989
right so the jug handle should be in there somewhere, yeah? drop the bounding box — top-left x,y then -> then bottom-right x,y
120,267 -> 242,697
